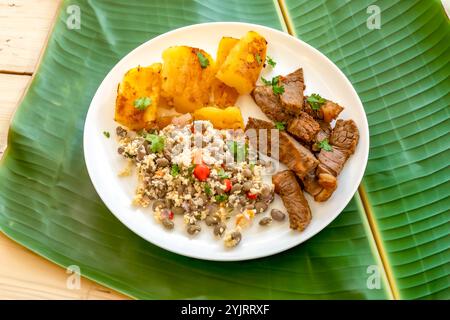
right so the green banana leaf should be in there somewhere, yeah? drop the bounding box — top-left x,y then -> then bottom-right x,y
0,0 -> 390,299
284,0 -> 450,299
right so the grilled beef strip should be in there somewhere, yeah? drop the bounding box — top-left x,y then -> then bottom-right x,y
287,111 -> 320,144
329,119 -> 359,154
252,85 -> 292,123
312,120 -> 332,152
303,119 -> 359,201
304,97 -> 344,123
245,117 -> 318,178
272,170 -> 312,231
279,68 -> 305,115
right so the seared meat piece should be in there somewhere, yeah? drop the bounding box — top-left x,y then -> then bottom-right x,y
316,121 -> 332,143
304,97 -> 344,123
279,68 -> 305,115
287,111 -> 320,143
252,85 -> 292,123
272,170 -> 311,231
245,117 -> 318,178
330,119 -> 359,154
304,120 -> 359,201
317,146 -> 349,177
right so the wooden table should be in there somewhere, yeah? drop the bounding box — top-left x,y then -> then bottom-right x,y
0,0 -> 127,299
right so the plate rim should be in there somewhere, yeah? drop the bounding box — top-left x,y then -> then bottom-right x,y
83,21 -> 370,261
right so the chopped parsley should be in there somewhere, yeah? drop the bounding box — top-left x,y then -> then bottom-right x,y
103,131 -> 110,138
307,93 -> 326,110
255,53 -> 262,65
215,194 -> 228,203
145,134 -> 165,153
249,163 -> 255,171
133,96 -> 152,110
204,183 -> 212,196
274,122 -> 286,131
196,51 -> 209,68
170,164 -> 180,177
316,138 -> 333,152
217,168 -> 230,179
261,76 -> 272,86
266,55 -> 276,68
261,75 -> 284,95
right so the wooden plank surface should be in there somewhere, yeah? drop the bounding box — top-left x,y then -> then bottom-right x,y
0,0 -> 128,299
0,0 -> 61,74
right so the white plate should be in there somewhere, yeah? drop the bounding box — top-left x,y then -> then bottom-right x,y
84,22 -> 369,261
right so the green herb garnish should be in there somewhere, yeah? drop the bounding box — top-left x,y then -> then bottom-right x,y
214,194 -> 229,203
261,76 -> 284,95
255,53 -> 262,65
170,164 -> 180,177
204,183 -> 212,196
307,93 -> 326,110
196,51 -> 209,68
249,163 -> 255,171
261,76 -> 272,86
145,134 -> 165,153
266,55 -> 276,68
316,138 -> 333,152
133,96 -> 152,110
274,122 -> 286,131
103,131 -> 110,138
217,168 -> 230,179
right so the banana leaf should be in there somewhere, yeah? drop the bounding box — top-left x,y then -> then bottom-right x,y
284,0 -> 450,299
0,0 -> 396,299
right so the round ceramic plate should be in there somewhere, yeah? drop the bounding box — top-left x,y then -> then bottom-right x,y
84,22 -> 369,261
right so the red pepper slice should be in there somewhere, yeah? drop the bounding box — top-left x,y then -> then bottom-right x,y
246,192 -> 258,200
223,179 -> 232,192
193,163 -> 210,181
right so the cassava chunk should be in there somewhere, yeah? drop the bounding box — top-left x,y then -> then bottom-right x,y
193,106 -> 244,129
161,46 -> 215,113
216,31 -> 267,94
115,63 -> 161,130
211,37 -> 240,107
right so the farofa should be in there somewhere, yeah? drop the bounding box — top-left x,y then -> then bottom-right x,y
116,120 -> 274,247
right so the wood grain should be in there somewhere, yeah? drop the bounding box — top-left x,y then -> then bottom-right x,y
0,0 -> 61,74
0,0 -> 129,299
0,73 -> 30,153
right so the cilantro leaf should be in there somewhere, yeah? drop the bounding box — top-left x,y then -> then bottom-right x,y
134,96 -> 152,110
145,134 -> 165,153
261,76 -> 272,86
307,93 -> 326,110
255,53 -> 262,65
204,183 -> 212,196
274,122 -> 286,130
214,194 -> 228,203
103,131 -> 110,138
217,168 -> 230,179
316,138 -> 333,152
272,84 -> 285,95
196,51 -> 209,68
170,164 -> 180,177
266,55 -> 276,68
